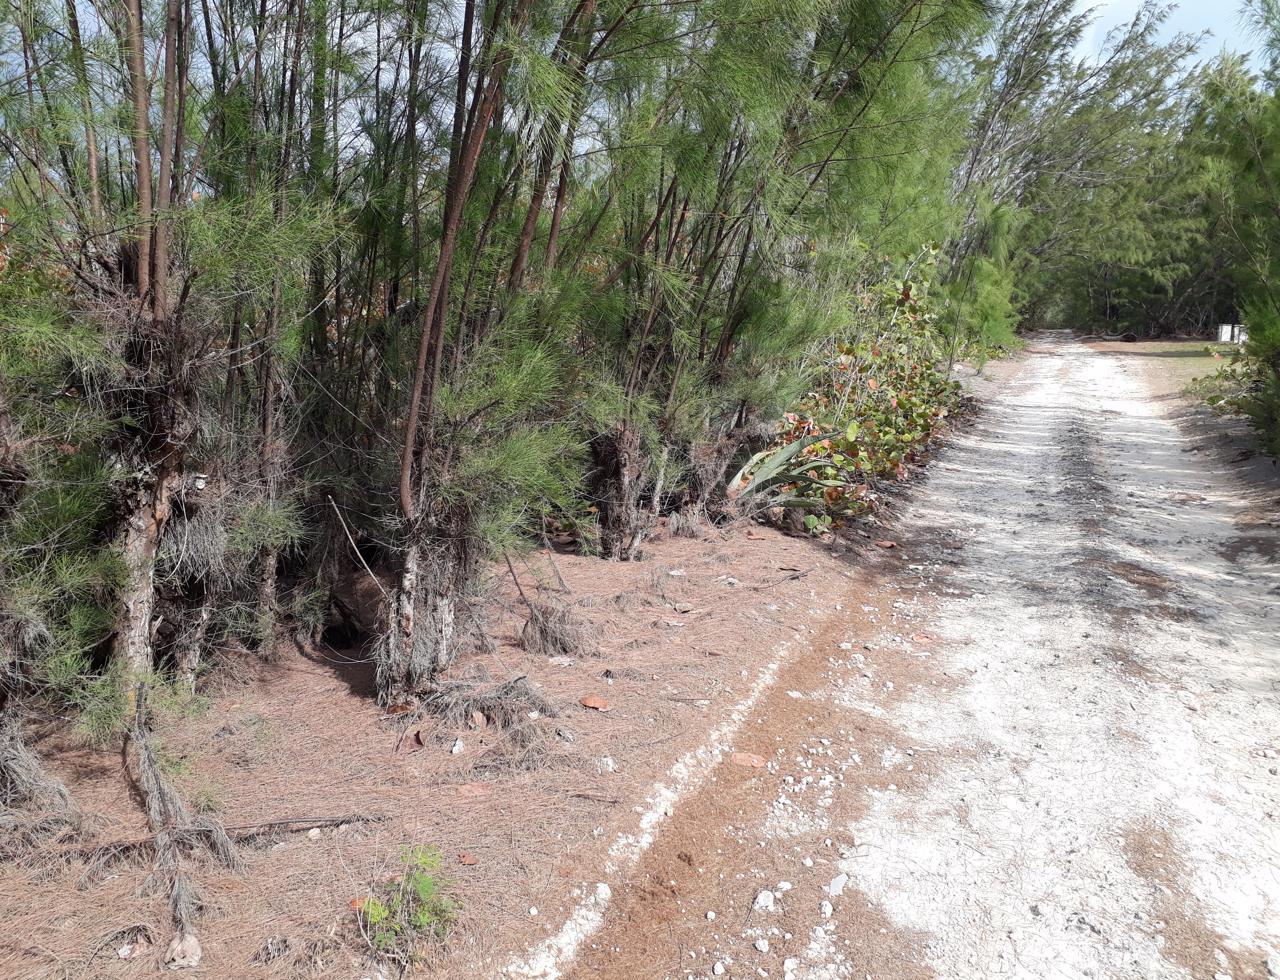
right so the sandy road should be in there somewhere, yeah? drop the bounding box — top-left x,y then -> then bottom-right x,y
511,334 -> 1280,980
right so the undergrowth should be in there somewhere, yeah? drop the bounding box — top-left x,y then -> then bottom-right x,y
732,255 -> 964,531
355,846 -> 459,964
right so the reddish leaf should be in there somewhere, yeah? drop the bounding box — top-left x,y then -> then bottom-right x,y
874,540 -> 897,549
385,703 -> 414,715
912,632 -> 935,643
867,378 -> 879,391
579,694 -> 612,712
731,751 -> 766,769
458,852 -> 477,866
349,897 -> 367,911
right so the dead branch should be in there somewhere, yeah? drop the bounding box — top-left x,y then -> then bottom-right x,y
52,812 -> 386,867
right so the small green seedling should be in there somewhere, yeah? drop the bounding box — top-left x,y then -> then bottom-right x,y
355,846 -> 459,963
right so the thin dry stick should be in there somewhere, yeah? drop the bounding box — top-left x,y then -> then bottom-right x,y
753,567 -> 814,590
328,494 -> 388,600
538,533 -> 573,593
504,553 -> 534,612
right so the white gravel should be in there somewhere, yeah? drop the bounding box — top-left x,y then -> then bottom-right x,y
833,336 -> 1280,978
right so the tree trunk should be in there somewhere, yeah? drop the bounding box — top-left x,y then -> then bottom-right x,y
175,601 -> 211,692
116,462 -> 183,703
64,0 -> 103,225
377,541 -> 424,705
593,424 -> 650,560
121,0 -> 153,301
377,514 -> 472,702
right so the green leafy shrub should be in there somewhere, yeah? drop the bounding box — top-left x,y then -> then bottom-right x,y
731,260 -> 962,527
355,846 -> 458,963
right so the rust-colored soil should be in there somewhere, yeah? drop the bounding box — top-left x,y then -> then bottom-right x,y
0,522 -> 896,979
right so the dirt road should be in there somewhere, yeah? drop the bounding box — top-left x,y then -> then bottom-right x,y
511,335 -> 1280,979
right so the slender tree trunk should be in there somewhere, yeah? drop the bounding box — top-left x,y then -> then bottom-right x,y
122,0 -> 153,301
544,154 -> 572,271
64,0 -> 102,225
116,458 -> 183,700
152,0 -> 182,325
383,2 -> 538,704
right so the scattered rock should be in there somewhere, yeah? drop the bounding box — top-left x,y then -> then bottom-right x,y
820,900 -> 833,918
754,889 -> 776,912
164,932 -> 202,970
451,738 -> 464,755
828,873 -> 848,897
713,962 -> 727,976
755,938 -> 770,953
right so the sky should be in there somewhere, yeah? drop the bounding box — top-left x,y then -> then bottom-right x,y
1081,0 -> 1258,61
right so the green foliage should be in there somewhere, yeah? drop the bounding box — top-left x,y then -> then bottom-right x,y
434,339 -> 584,553
1238,303 -> 1280,455
952,257 -> 1018,348
356,846 -> 459,963
226,499 -> 307,560
733,257 -> 962,521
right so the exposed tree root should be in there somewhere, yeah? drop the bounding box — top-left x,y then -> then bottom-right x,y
420,674 -> 558,730
47,813 -> 385,881
520,598 -> 594,659
128,700 -> 241,968
0,707 -> 83,858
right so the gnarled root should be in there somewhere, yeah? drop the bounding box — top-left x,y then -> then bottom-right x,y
0,706 -> 82,858
420,674 -> 558,730
520,598 -> 593,659
129,700 -> 240,968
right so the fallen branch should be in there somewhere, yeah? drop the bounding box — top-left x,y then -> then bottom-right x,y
50,812 -> 385,866
569,791 -> 620,804
753,567 -> 814,590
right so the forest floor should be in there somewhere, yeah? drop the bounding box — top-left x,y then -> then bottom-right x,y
3,334 -> 1277,979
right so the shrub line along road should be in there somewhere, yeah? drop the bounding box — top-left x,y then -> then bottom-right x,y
515,335 -> 1280,980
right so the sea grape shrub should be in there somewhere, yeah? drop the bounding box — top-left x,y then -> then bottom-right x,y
736,268 -> 962,525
